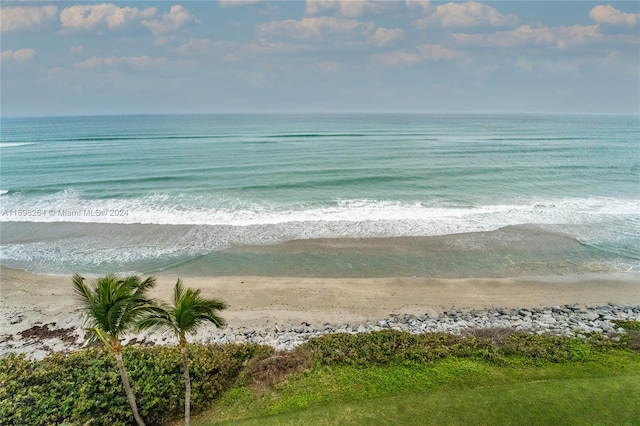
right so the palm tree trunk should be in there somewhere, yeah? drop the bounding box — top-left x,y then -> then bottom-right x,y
115,351 -> 146,426
181,344 -> 191,426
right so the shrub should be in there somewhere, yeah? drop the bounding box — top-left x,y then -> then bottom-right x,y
301,330 -> 616,368
0,343 -> 271,426
302,330 -> 469,366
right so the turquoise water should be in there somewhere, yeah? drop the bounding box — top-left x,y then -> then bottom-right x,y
1,114 -> 638,276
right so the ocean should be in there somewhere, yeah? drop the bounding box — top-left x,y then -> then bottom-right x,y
1,113 -> 638,278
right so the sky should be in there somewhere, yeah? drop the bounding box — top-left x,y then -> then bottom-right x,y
1,1 -> 639,116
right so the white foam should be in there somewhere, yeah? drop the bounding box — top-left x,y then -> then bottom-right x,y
2,194 -> 639,274
0,142 -> 36,148
1,191 -> 638,231
0,190 -> 8,195
1,191 -> 639,245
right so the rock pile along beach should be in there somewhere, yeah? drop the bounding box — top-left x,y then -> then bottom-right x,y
3,303 -> 639,359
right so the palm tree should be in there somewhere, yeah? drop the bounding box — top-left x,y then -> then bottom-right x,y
73,273 -> 157,426
138,279 -> 227,426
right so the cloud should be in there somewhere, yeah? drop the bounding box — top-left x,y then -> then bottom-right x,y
453,24 -> 601,49
142,5 -> 200,35
405,0 -> 431,14
453,25 -> 555,48
244,40 -> 303,54
60,3 -> 156,31
59,3 -> 198,35
74,55 -> 167,69
258,16 -> 404,49
1,48 -> 37,63
370,43 -> 457,66
416,1 -> 519,29
416,43 -> 458,60
371,50 -> 423,66
0,6 -> 58,33
257,16 -> 373,41
555,24 -> 602,49
219,0 -> 263,7
305,0 -> 392,18
590,5 -> 639,26
369,27 -> 405,46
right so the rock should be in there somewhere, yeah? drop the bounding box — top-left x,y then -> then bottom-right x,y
584,312 -> 600,321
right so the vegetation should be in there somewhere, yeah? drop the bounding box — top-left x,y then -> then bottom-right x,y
0,344 -> 271,425
72,273 -> 158,426
202,366 -> 640,425
137,279 -> 227,426
193,330 -> 640,425
2,328 -> 639,425
613,320 -> 640,350
613,320 -> 640,331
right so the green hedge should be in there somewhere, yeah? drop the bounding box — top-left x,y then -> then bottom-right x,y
301,330 -> 620,367
0,343 -> 272,426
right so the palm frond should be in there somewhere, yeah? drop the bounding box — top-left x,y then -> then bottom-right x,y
136,278 -> 227,342
72,273 -> 157,350
135,304 -> 179,335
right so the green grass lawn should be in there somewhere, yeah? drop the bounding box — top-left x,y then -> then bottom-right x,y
191,352 -> 640,426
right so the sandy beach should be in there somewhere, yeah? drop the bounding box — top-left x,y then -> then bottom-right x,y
1,265 -> 638,358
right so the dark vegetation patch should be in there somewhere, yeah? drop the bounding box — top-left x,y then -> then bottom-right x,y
245,349 -> 313,390
18,324 -> 77,344
613,320 -> 640,350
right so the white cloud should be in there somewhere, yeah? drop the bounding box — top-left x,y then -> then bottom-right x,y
405,0 -> 431,14
257,16 -> 373,41
74,55 -> 167,69
59,4 -> 198,35
1,48 -> 37,63
453,24 -> 600,49
416,1 -> 518,29
590,5 -> 639,26
369,27 -> 405,46
0,6 -> 58,33
60,3 -> 156,31
306,0 -> 392,18
371,43 -> 457,66
142,5 -> 200,35
219,0 -> 263,7
555,24 -> 602,49
416,43 -> 457,60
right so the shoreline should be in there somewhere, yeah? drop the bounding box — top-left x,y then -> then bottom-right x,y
3,222 -> 638,278
1,266 -> 638,359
